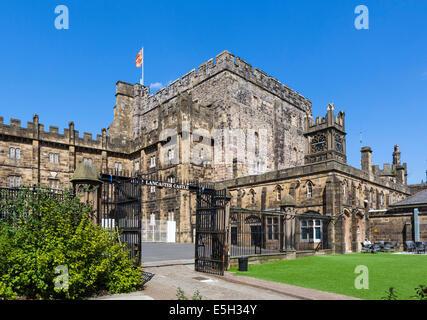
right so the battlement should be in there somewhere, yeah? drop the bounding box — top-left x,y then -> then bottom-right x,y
372,163 -> 394,177
121,50 -> 313,114
0,115 -> 130,153
305,103 -> 345,133
361,144 -> 407,185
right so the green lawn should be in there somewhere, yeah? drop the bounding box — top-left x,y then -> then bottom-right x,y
230,253 -> 427,300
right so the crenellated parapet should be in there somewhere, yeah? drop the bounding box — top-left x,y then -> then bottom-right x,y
361,145 -> 407,185
124,50 -> 312,115
305,103 -> 345,134
0,115 -> 132,154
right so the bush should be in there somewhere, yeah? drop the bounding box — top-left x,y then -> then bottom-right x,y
0,188 -> 143,300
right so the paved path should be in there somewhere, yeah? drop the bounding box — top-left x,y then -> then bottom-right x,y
141,242 -> 194,262
221,272 -> 359,300
94,258 -> 359,300
142,263 -> 300,300
96,259 -> 358,300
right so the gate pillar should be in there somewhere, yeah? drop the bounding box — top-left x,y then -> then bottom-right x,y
71,162 -> 103,224
280,194 -> 297,252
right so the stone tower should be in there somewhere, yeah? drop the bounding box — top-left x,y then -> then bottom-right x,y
304,103 -> 346,164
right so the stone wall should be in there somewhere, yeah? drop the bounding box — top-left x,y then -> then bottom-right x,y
368,208 -> 427,249
123,50 -> 312,182
409,183 -> 427,195
0,115 -> 130,188
0,50 -> 413,245
221,159 -> 411,253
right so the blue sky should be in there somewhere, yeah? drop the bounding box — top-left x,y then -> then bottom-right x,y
0,0 -> 426,184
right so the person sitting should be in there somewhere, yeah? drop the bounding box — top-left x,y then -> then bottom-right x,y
363,239 -> 372,247
361,238 -> 373,253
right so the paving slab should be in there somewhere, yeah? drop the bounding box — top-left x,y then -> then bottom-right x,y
92,259 -> 359,300
222,272 -> 360,300
142,242 -> 194,262
142,263 -> 299,300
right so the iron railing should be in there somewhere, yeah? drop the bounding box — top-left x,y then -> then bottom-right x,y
229,208 -> 289,257
0,186 -> 67,220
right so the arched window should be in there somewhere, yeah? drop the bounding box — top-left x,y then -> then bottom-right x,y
250,189 -> 256,204
307,182 -> 313,198
168,149 -> 174,161
276,185 -> 282,201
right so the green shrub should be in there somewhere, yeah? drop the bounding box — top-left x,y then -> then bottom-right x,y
0,188 -> 143,300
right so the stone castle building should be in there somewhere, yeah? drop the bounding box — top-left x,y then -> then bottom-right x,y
0,50 -> 419,252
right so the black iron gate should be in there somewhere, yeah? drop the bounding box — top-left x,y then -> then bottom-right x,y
100,174 -> 142,264
99,173 -> 229,274
194,186 -> 228,276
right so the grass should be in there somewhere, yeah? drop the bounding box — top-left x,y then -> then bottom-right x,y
229,253 -> 427,300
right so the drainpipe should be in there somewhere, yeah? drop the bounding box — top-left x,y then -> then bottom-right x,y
414,208 -> 420,242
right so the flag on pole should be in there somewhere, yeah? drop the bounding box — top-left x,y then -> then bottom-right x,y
136,49 -> 143,67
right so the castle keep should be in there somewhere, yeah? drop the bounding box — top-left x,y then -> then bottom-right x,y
0,50 -> 418,252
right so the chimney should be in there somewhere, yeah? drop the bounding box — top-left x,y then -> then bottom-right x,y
361,147 -> 372,174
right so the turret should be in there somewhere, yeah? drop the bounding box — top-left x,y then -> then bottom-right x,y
304,103 -> 347,164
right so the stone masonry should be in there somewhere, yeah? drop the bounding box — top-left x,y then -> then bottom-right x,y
0,50 -> 415,247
